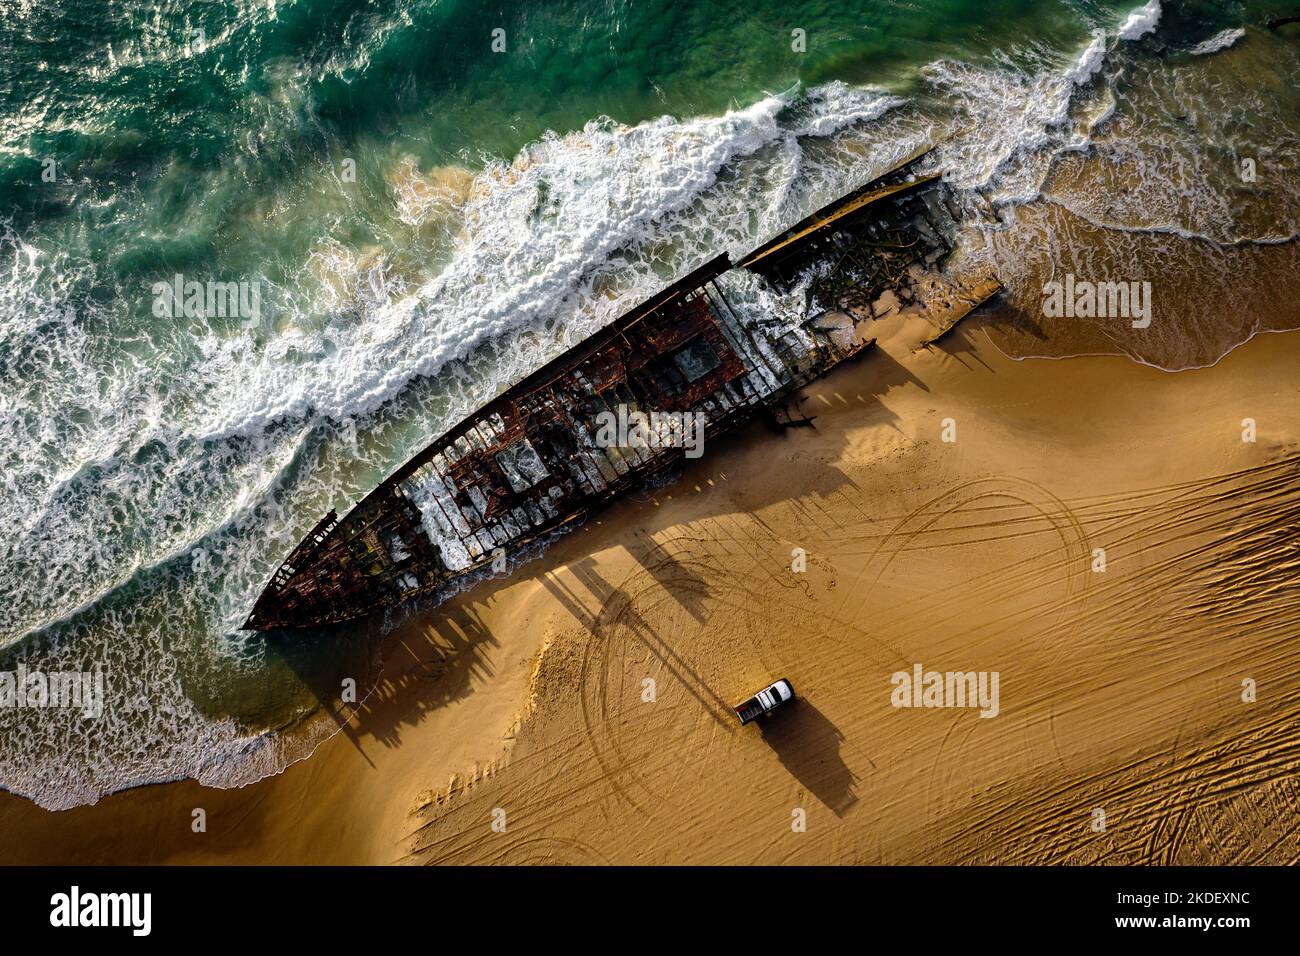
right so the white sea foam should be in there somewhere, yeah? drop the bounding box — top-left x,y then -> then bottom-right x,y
1067,32 -> 1108,85
924,51 -> 1090,201
1117,0 -> 1162,41
922,17 -> 1141,203
794,81 -> 907,138
1190,28 -> 1245,56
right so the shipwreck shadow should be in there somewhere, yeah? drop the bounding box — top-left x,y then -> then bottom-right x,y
625,534 -> 714,625
354,605 -> 502,751
946,295 -> 1048,371
759,696 -> 858,817
260,569 -> 521,758
541,556 -> 734,727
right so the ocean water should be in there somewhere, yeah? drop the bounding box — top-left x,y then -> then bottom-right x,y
1,0 -> 1297,809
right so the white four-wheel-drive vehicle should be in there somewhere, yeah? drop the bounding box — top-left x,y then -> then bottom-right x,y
734,679 -> 795,725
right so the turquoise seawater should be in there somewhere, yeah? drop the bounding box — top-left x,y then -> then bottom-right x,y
1,0 -> 1297,807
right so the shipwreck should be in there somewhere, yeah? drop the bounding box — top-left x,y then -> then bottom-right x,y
243,149 -> 1001,631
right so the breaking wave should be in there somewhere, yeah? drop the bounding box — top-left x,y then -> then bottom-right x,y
1190,27 -> 1246,56
1117,0 -> 1162,41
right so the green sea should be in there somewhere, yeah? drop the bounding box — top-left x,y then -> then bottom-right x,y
1,0 -> 1297,808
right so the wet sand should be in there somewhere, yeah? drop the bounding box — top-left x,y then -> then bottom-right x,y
3,303 -> 1298,865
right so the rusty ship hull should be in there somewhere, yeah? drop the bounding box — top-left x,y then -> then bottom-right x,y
243,150 -> 1000,631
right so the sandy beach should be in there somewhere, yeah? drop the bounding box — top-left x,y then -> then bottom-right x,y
3,299 -> 1297,865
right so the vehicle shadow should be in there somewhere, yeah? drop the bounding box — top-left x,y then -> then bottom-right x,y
759,697 -> 858,818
